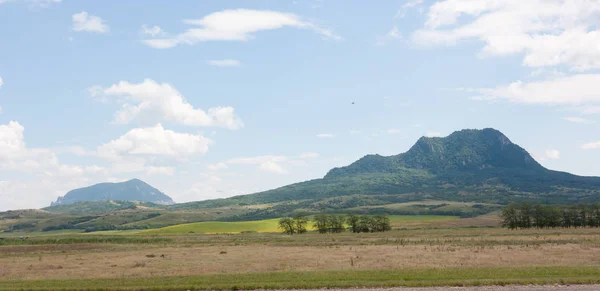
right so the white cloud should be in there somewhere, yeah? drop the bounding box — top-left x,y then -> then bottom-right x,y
425,131 -> 443,137
470,74 -> 600,105
396,0 -> 424,18
577,106 -> 600,115
0,121 -> 110,210
562,117 -> 594,124
228,155 -> 288,175
545,149 -> 560,160
375,26 -> 402,46
0,106 -> 3,115
228,155 -> 287,165
387,129 -> 402,134
223,152 -> 316,175
0,75 -> 3,88
97,124 -> 212,159
207,162 -> 228,171
94,79 -> 243,129
582,141 -> 600,150
72,11 -> 109,33
0,121 -> 26,161
145,166 -> 175,176
142,9 -> 341,49
0,0 -> 61,7
207,59 -> 241,67
141,39 -> 179,49
258,161 -> 288,174
141,25 -> 163,37
535,149 -> 561,161
298,152 -> 319,159
413,0 -> 600,71
317,133 -> 335,138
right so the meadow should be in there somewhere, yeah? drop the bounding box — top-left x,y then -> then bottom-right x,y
1,214 -> 600,290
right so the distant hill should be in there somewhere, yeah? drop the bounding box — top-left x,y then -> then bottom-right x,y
182,128 -> 600,217
50,179 -> 174,207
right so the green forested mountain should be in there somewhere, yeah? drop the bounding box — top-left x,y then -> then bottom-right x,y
18,128 -> 598,232
184,128 -> 600,213
50,179 -> 174,206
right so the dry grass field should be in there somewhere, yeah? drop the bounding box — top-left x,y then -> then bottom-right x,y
1,215 -> 600,290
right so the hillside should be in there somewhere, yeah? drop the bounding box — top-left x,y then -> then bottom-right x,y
50,179 -> 174,206
182,128 -> 600,216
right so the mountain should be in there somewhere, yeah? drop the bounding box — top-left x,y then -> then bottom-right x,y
181,128 -> 600,217
50,179 -> 174,206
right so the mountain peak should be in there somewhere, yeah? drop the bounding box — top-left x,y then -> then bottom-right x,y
50,179 -> 174,207
326,128 -> 542,178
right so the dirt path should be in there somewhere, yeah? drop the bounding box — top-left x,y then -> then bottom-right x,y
260,286 -> 600,291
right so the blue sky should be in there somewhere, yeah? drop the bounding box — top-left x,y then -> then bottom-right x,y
1,0 -> 599,210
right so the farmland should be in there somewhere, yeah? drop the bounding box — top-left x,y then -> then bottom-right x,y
1,213 -> 600,290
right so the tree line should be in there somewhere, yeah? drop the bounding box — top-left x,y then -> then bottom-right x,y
501,203 -> 600,229
278,214 -> 391,235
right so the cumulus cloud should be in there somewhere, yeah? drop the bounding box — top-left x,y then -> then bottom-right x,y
470,74 -> 600,105
298,152 -> 319,159
316,133 -> 335,138
258,161 -> 288,174
93,79 -> 243,129
582,141 -> 600,150
72,11 -> 109,33
142,9 -> 341,49
141,25 -> 163,37
374,26 -> 402,46
220,152 -> 318,175
0,121 -> 109,210
413,0 -> 600,71
545,149 -> 560,160
562,117 -> 594,124
207,59 -> 241,67
207,162 -> 228,171
97,124 -> 212,159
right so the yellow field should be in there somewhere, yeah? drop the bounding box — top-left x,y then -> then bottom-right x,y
142,215 -> 459,235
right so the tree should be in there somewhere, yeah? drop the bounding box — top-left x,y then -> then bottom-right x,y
518,202 -> 532,229
373,214 -> 392,232
347,214 -> 360,233
293,214 -> 308,234
313,214 -> 329,234
358,215 -> 373,233
278,217 -> 295,235
501,203 -> 518,229
328,215 -> 346,233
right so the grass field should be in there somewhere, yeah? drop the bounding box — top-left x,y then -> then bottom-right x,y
1,267 -> 599,290
141,215 -> 459,235
1,214 -> 600,290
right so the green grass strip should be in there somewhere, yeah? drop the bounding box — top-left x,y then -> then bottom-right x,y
1,266 -> 599,290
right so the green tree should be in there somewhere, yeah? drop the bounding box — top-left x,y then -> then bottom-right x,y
373,214 -> 392,232
358,215 -> 373,233
501,203 -> 518,229
293,214 -> 308,234
518,202 -> 532,229
278,217 -> 295,235
346,214 -> 360,233
328,215 -> 346,233
313,214 -> 329,234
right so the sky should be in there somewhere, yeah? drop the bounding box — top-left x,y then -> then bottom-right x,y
1,0 -> 600,211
